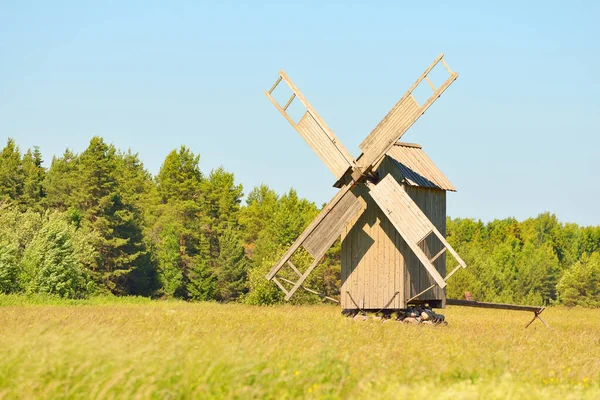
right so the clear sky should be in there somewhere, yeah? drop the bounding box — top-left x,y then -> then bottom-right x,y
1,1 -> 599,225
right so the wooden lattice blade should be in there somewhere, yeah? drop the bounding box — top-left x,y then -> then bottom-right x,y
265,70 -> 355,180
366,175 -> 447,289
266,184 -> 366,300
358,54 -> 458,171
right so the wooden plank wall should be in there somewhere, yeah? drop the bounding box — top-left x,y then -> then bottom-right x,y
341,158 -> 447,310
404,186 -> 447,305
341,184 -> 403,310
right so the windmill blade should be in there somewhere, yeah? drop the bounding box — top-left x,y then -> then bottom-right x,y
357,54 -> 458,173
366,174 -> 467,290
265,70 -> 355,181
266,183 -> 366,300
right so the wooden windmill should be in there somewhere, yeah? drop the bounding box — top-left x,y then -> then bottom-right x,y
264,54 -> 467,312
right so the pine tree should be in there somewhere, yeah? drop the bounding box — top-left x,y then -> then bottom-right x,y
43,149 -> 79,211
153,146 -> 215,299
215,226 -> 249,301
20,146 -> 45,212
75,137 -> 146,294
239,184 -> 279,251
0,138 -> 23,204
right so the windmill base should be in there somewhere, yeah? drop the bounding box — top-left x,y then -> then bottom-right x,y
342,305 -> 447,325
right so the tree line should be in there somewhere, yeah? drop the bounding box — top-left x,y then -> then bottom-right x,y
0,137 -> 598,307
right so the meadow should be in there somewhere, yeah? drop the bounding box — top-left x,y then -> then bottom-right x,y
0,296 -> 598,399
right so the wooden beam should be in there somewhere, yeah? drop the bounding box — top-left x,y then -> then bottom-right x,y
446,299 -> 544,313
268,76 -> 282,94
283,93 -> 296,111
425,75 -> 437,93
285,256 -> 322,301
406,53 -> 444,94
278,70 -> 355,165
431,228 -> 467,268
441,59 -> 452,74
430,247 -> 447,263
264,91 -> 299,129
266,182 -> 354,280
272,277 -> 289,296
279,277 -> 339,303
287,260 -> 302,277
444,265 -> 462,282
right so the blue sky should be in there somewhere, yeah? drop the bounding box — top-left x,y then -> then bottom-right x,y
1,1 -> 599,225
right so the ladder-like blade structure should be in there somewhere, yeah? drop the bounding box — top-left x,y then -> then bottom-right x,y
265,71 -> 355,181
266,184 -> 366,300
357,54 -> 458,173
366,174 -> 467,290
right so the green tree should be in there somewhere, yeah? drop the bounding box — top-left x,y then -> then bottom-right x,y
239,184 -> 279,255
557,252 -> 600,307
21,216 -> 91,298
74,137 -> 147,294
215,226 -> 249,301
203,167 -> 243,237
153,146 -> 215,300
20,147 -> 45,211
0,245 -> 19,293
0,138 -> 23,203
43,149 -> 79,211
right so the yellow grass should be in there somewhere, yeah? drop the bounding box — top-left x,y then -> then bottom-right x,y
0,299 -> 598,399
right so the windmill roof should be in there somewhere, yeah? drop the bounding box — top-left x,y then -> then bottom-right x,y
385,142 -> 456,191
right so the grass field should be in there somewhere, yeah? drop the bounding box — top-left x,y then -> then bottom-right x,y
0,296 -> 598,399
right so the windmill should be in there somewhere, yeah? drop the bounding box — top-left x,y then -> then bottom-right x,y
263,54 -> 467,316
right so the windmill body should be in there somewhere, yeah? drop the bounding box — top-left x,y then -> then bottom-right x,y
264,54 -> 467,312
341,142 -> 455,311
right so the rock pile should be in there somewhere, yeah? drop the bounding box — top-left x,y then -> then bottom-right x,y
397,306 -> 446,325
343,306 -> 447,325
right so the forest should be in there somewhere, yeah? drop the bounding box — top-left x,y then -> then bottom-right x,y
0,137 -> 598,307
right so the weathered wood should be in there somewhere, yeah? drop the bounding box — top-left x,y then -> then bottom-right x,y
446,299 -> 545,313
432,228 -> 467,269
425,76 -> 437,92
366,176 -> 446,289
266,182 -> 354,280
272,70 -> 355,180
430,246 -> 447,263
264,56 -> 462,307
358,54 -> 458,172
278,277 -> 339,303
268,76 -> 282,94
285,256 -> 322,301
287,260 -> 301,277
303,188 -> 365,258
283,93 -> 296,111
386,142 -> 456,191
272,277 -> 289,296
395,142 -> 422,149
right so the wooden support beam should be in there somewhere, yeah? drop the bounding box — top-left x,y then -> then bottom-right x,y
441,59 -> 452,74
447,299 -> 551,329
430,246 -> 447,263
446,299 -> 544,313
431,228 -> 467,268
443,265 -> 462,282
268,76 -> 282,94
272,277 -> 289,296
283,93 -> 296,111
264,91 -> 299,129
266,182 -> 353,280
406,53 -> 444,93
285,256 -> 322,301
425,76 -> 437,93
287,260 -> 302,277
279,277 -> 339,303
